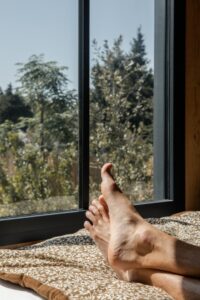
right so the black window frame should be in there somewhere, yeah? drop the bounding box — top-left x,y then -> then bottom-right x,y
0,0 -> 185,246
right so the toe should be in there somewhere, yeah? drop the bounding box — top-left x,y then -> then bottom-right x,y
101,163 -> 121,197
101,163 -> 114,183
99,195 -> 108,212
84,221 -> 94,235
91,199 -> 100,210
91,198 -> 108,220
90,198 -> 109,223
97,202 -> 109,221
92,199 -> 98,206
89,204 -> 100,217
99,195 -> 109,221
86,210 -> 97,224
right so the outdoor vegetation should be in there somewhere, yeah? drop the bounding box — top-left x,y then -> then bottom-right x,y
90,28 -> 153,201
0,28 -> 153,217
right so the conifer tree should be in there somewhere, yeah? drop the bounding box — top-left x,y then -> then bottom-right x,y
90,28 -> 153,200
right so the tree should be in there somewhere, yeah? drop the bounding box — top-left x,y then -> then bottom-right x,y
0,55 -> 79,208
0,29 -> 154,214
14,55 -> 78,200
124,26 -> 153,136
90,28 -> 154,201
16,54 -> 78,150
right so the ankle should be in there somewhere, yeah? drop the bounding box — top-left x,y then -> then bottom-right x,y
135,227 -> 155,256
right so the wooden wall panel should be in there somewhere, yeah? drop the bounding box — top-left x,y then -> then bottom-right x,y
186,0 -> 200,209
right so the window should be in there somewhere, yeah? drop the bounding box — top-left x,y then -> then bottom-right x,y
89,0 -> 154,203
0,0 -> 185,245
0,0 -> 79,217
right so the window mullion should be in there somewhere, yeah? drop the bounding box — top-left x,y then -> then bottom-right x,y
153,0 -> 167,200
78,0 -> 90,209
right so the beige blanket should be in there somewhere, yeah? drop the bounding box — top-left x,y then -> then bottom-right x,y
0,211 -> 200,300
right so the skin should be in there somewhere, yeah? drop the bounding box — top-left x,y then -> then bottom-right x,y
84,163 -> 200,300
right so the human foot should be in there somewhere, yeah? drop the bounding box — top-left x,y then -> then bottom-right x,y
100,163 -> 200,277
100,163 -> 159,270
85,164 -> 158,274
84,195 -> 139,281
84,198 -> 200,300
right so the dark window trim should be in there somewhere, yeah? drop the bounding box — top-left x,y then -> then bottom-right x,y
0,0 -> 185,245
0,210 -> 86,246
79,0 -> 90,210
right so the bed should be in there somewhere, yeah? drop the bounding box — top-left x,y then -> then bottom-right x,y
0,211 -> 199,300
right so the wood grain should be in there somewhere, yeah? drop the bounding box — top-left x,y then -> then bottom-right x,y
186,0 -> 200,209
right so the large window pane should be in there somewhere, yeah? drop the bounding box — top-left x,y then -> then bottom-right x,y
0,0 -> 79,217
90,0 -> 154,202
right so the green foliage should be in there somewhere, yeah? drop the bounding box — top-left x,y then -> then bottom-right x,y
90,28 -> 153,200
0,56 -> 78,214
0,28 -> 154,216
16,54 -> 78,150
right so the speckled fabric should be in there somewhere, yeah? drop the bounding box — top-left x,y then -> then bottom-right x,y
0,211 -> 199,300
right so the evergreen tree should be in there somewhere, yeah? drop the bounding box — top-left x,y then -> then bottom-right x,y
124,26 -> 153,136
90,28 -> 153,200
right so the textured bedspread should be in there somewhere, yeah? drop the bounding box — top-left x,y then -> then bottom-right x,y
0,211 -> 200,300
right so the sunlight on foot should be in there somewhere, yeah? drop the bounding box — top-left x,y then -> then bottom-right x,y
100,163 -> 156,271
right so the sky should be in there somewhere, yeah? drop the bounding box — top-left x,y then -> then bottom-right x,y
0,0 -> 154,91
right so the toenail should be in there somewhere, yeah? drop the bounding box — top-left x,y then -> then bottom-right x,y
84,221 -> 91,229
85,211 -> 90,218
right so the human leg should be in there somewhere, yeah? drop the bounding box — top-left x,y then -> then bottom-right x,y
132,268 -> 200,300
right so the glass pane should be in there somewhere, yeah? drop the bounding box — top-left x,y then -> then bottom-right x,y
0,0 -> 79,217
90,0 -> 154,202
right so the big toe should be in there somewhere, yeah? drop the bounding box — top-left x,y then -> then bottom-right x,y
101,163 -> 121,198
101,163 -> 114,182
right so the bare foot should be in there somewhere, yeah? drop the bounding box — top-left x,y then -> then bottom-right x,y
84,195 -> 110,261
100,163 -> 159,270
85,163 -> 165,273
100,163 -> 200,277
84,163 -> 200,299
84,194 -> 139,281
